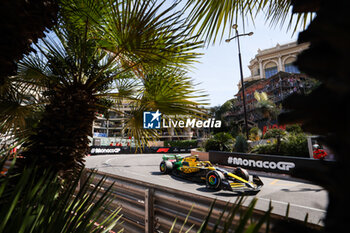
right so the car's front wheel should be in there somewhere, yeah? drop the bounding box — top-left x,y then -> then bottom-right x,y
160,161 -> 173,174
206,170 -> 224,190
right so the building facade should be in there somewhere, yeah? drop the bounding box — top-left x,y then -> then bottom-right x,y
93,103 -> 130,138
239,42 -> 309,87
92,102 -> 208,146
231,42 -> 316,129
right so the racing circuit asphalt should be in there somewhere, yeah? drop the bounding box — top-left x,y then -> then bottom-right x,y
85,153 -> 328,225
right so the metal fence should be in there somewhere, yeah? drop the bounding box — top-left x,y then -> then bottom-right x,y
85,170 -> 322,233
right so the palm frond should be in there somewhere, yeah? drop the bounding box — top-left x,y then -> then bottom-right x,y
123,67 -> 208,147
193,197 -> 273,233
0,156 -> 122,233
0,75 -> 44,141
87,0 -> 204,89
11,0 -> 207,167
184,0 -> 313,44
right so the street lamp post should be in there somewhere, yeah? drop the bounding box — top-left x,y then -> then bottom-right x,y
226,24 -> 253,140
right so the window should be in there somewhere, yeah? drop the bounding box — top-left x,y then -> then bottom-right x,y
253,68 -> 260,76
284,63 -> 300,73
265,66 -> 278,78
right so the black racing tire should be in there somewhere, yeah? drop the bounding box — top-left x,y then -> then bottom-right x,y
206,170 -> 224,190
160,161 -> 173,174
234,167 -> 249,181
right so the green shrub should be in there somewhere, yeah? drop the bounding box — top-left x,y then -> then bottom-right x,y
204,138 -> 221,152
279,133 -> 309,157
286,124 -> 303,134
249,127 -> 260,141
250,143 -> 276,155
263,128 -> 286,139
164,140 -> 197,148
204,132 -> 234,152
234,135 -> 248,153
213,132 -> 233,141
251,133 -> 309,157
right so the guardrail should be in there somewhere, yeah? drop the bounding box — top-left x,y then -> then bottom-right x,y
84,170 -> 322,233
209,151 -> 335,175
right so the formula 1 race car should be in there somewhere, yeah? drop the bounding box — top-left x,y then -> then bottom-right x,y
159,154 -> 263,193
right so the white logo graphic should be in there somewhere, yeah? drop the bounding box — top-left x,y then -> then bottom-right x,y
143,110 -> 162,129
143,109 -> 222,129
227,157 -> 295,171
91,148 -> 121,154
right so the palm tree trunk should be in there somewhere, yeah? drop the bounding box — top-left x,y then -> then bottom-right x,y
20,84 -> 96,177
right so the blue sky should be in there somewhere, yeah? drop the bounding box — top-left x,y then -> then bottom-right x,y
189,14 -> 303,107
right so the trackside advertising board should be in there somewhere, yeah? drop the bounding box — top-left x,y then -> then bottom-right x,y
209,151 -> 334,175
90,146 -> 191,155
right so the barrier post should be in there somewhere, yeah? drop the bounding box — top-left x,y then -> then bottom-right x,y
79,169 -> 88,191
145,188 -> 155,233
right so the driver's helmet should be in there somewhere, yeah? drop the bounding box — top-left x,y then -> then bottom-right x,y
313,144 -> 320,149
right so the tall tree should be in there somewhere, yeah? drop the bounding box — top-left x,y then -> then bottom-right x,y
210,99 -> 239,135
12,0 -> 204,176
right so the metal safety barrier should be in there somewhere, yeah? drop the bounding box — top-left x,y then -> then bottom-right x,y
84,170 -> 322,233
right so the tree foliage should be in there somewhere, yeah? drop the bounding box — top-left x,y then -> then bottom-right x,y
254,91 -> 280,121
0,156 -> 121,233
204,132 -> 234,152
234,134 -> 248,153
1,0 -> 207,175
249,126 -> 260,141
184,0 -> 313,44
263,128 -> 286,139
251,132 -> 309,157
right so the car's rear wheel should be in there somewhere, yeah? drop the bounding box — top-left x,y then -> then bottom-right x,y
234,167 -> 249,181
160,161 -> 173,174
206,170 -> 224,190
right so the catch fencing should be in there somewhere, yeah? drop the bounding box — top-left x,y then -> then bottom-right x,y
84,170 -> 322,233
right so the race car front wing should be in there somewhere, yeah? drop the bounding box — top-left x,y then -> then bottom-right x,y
221,175 -> 264,193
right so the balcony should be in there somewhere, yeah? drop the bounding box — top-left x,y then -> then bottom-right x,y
108,125 -> 123,129
93,122 -> 107,128
108,116 -> 124,120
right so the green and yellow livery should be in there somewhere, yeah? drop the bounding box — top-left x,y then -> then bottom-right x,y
159,154 -> 263,193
